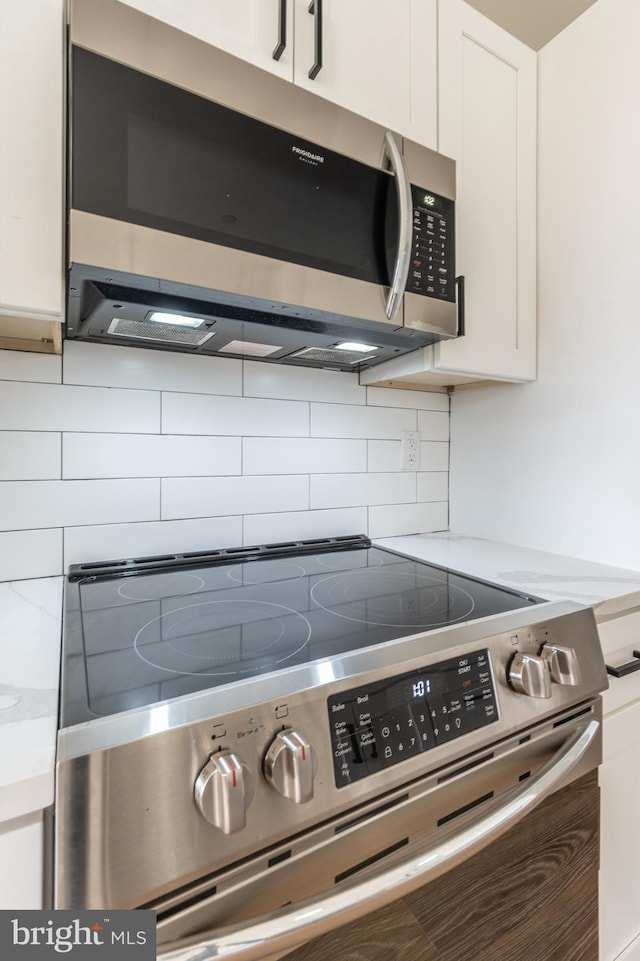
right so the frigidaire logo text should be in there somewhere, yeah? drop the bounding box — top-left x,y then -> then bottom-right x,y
291,145 -> 324,164
10,918 -> 148,953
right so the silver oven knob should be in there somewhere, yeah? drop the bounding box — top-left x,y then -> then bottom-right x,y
194,751 -> 255,834
508,652 -> 552,698
264,730 -> 316,804
540,643 -> 582,686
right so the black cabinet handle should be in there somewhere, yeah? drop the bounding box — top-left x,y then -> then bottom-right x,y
272,0 -> 287,61
606,650 -> 640,677
308,0 -> 323,80
456,275 -> 465,337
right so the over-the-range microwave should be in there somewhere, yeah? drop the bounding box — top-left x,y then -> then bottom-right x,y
67,0 -> 461,372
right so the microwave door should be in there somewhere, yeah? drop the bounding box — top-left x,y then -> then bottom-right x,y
70,47 -> 398,329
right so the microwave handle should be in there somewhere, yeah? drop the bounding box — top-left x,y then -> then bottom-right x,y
272,0 -> 287,61
159,718 -> 599,961
383,131 -> 413,322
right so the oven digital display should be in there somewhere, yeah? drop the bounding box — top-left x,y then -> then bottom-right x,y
327,650 -> 498,787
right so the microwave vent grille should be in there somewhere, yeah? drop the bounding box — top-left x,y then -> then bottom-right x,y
290,347 -> 377,366
107,318 -> 214,347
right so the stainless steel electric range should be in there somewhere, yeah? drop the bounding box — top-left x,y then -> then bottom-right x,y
53,535 -> 608,961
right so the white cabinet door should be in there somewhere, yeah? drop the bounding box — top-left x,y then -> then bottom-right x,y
118,0 -> 294,79
434,0 -> 537,382
617,936 -> 640,961
0,813 -> 43,909
118,1 -> 437,146
292,0 -> 437,148
0,0 -> 64,325
600,697 -> 640,961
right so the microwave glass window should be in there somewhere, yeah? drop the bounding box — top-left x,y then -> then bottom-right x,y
73,48 -> 397,288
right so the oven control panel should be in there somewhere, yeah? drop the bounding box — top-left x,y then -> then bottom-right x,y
327,650 -> 497,787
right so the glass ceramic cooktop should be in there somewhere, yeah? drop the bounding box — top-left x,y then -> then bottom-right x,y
60,538 -> 539,726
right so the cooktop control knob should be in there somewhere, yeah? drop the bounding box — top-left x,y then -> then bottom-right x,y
264,729 -> 316,804
540,643 -> 582,686
194,751 -> 255,834
508,652 -> 552,698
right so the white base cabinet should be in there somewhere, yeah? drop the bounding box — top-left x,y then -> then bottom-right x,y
617,937 -> 640,961
0,0 -> 64,351
0,813 -> 43,909
597,611 -> 640,961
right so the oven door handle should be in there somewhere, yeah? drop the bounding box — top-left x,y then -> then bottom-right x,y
383,130 -> 413,322
160,719 -> 599,961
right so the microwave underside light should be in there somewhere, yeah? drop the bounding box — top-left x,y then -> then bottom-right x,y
66,263 -> 437,372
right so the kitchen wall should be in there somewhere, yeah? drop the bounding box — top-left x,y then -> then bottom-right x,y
449,0 -> 640,571
0,341 -> 449,582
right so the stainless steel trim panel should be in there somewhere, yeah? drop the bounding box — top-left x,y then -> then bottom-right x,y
57,599 -> 596,760
158,719 -> 601,961
68,211 -> 395,330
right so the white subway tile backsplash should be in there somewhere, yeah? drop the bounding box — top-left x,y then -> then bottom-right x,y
311,403 -> 416,439
0,479 -> 160,531
63,434 -> 241,479
368,440 -> 449,473
244,508 -> 368,545
244,361 -> 366,404
421,442 -> 450,472
243,438 -> 366,475
162,475 -> 308,520
0,530 -> 62,580
0,340 -> 451,582
417,472 -> 449,502
64,341 -> 242,396
310,473 -> 416,509
0,381 -> 160,433
417,409 -> 450,442
63,516 -> 243,568
369,502 -> 448,539
0,432 -> 61,480
0,350 -> 61,384
162,393 -> 309,437
367,386 -> 449,412
367,441 -> 403,473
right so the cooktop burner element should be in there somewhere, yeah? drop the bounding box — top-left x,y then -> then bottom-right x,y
309,568 -> 476,627
61,535 -> 540,726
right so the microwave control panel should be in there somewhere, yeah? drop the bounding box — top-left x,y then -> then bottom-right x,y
407,187 -> 455,302
327,650 -> 497,787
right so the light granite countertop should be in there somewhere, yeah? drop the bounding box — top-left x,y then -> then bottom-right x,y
375,533 -> 640,613
4,531 -> 640,826
0,577 -> 62,823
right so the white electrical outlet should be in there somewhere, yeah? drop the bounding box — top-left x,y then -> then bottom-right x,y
401,431 -> 420,470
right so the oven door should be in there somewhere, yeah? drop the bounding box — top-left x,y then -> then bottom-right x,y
154,701 -> 601,961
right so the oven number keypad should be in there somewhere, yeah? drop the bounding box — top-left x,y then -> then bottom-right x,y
328,650 -> 498,787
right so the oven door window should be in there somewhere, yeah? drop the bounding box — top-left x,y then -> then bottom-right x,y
72,47 -> 397,286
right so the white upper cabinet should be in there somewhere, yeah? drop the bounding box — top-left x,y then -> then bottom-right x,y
293,0 -> 437,148
435,0 -> 537,382
118,0 -> 437,148
362,0 -> 537,389
0,0 -> 64,347
118,0 -> 295,79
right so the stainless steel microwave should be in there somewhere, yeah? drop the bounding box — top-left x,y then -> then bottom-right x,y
67,0 -> 459,371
